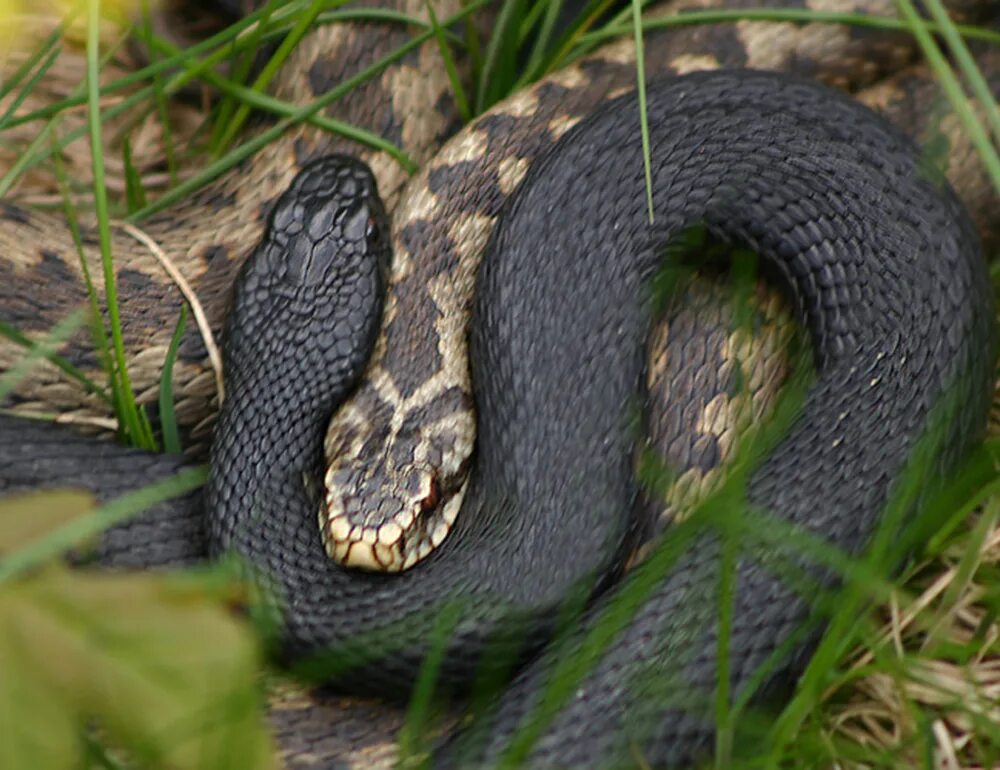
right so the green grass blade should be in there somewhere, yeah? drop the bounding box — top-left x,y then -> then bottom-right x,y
209,0 -> 280,154
714,531 -> 736,768
86,0 -> 154,449
214,0 -> 335,155
158,305 -> 188,455
49,134 -> 115,359
122,136 -> 148,213
315,6 -> 442,30
921,497 -> 998,651
141,34 -> 418,173
425,0 -> 470,123
0,119 -> 58,198
0,20 -> 65,109
462,4 -> 485,96
0,321 -> 110,405
4,2 -> 474,189
49,134 -> 123,415
3,5 -> 269,133
137,0 -> 179,184
893,1 -> 1000,194
630,0 -> 654,223
520,0 -> 564,82
0,42 -> 61,129
476,0 -> 524,113
130,0 -> 488,221
2,2 -> 295,184
0,311 -> 87,402
397,600 -> 463,767
518,0 -> 617,87
0,466 -> 207,584
919,0 -> 1000,150
914,441 -> 999,557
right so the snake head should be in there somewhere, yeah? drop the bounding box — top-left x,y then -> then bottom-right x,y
268,155 -> 389,288
225,155 -> 389,402
319,385 -> 474,572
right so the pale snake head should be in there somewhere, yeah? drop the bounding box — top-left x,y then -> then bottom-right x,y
320,375 -> 474,571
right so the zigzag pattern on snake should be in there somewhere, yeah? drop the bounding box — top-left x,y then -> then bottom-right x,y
1,1 -> 998,767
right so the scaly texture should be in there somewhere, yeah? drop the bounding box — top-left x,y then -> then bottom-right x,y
6,69 -> 990,768
1,1 -> 998,767
439,70 -> 994,767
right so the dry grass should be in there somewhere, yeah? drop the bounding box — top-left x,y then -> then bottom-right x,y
823,506 -> 999,768
0,11 -> 205,207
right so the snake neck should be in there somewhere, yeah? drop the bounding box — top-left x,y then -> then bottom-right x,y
206,155 -> 390,564
208,378 -> 330,553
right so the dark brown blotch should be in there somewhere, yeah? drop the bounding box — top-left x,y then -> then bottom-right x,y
380,276 -> 444,400
0,202 -> 29,224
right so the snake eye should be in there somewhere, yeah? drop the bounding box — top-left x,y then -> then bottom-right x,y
419,476 -> 440,516
365,214 -> 380,244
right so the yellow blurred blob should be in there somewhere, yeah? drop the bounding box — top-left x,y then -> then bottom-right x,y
0,0 -> 152,49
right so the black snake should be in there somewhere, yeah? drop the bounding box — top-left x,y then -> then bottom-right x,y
1,1 -> 998,767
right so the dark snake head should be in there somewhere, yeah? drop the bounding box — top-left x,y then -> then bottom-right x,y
223,155 -> 389,418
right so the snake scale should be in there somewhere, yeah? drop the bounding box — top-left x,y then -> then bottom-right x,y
1,0 -> 998,767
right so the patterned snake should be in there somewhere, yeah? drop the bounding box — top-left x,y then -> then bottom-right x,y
1,1 -> 998,767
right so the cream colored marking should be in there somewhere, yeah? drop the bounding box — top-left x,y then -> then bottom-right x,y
403,541 -> 432,571
324,409 -> 367,458
344,542 -> 380,571
698,394 -> 729,439
547,113 -> 583,142
392,50 -> 452,153
361,526 -> 377,545
546,65 -> 589,91
497,156 -> 531,197
388,185 -> 438,281
379,521 -> 402,545
326,515 -> 352,543
131,345 -> 170,368
368,153 -> 405,210
500,87 -> 540,119
669,54 -> 720,76
374,542 -> 399,570
737,21 -> 798,70
436,128 -> 488,167
594,35 -> 635,65
442,487 -> 465,525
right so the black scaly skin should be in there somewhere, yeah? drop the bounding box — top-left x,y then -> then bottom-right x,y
0,423 -> 206,567
1,72 -> 993,767
439,70 -> 994,766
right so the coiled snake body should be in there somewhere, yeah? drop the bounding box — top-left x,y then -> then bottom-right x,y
1,1 -> 997,767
